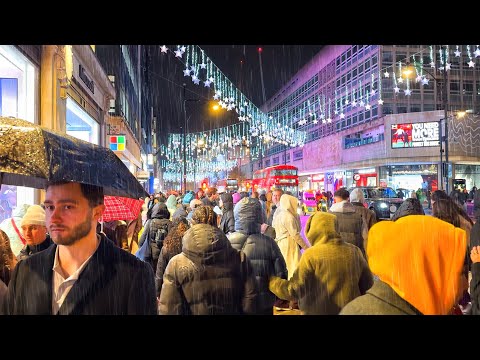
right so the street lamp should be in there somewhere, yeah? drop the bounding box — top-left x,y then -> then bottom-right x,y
403,46 -> 449,192
182,84 -> 220,194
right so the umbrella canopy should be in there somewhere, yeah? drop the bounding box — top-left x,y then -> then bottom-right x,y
102,195 -> 144,222
0,117 -> 148,199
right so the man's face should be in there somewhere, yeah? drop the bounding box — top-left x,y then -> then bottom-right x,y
21,224 -> 47,246
272,191 -> 282,205
44,183 -> 104,246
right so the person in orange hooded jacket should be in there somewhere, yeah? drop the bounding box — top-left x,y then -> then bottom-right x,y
340,215 -> 467,315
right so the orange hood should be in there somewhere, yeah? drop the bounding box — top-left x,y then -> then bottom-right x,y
367,215 -> 466,315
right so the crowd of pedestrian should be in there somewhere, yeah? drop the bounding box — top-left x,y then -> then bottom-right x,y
0,182 -> 478,316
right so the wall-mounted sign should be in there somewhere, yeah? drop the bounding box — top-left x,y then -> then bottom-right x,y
109,135 -> 126,151
312,174 -> 324,182
108,124 -> 122,135
137,170 -> 150,180
391,122 -> 439,148
353,174 -> 361,181
79,64 -> 95,94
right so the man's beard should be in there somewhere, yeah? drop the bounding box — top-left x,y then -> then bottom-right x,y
50,209 -> 93,246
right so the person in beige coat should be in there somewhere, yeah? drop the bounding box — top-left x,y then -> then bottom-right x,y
269,212 -> 373,314
272,194 -> 309,279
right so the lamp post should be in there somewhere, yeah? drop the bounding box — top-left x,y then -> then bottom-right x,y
182,84 -> 220,194
183,84 -> 200,194
404,46 -> 449,192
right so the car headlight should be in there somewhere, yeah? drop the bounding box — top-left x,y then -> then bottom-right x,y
379,203 -> 388,209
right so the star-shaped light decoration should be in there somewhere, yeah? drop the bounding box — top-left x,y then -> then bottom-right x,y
430,61 -> 436,68
371,89 -> 376,96
359,100 -> 365,107
454,50 -> 461,57
183,68 -> 191,77
226,104 -> 233,111
209,77 -> 215,83
398,77 -> 404,84
404,89 -> 412,96
446,63 -> 451,71
365,104 -> 371,110
192,75 -> 200,85
213,93 -> 220,100
174,49 -> 183,58
180,46 -> 186,53
204,80 -> 211,87
327,118 -> 332,123
190,65 -> 196,73
475,48 -> 480,57
378,99 -> 384,105
313,119 -> 318,124
322,119 -> 327,124
421,77 -> 429,86
394,86 -> 400,93
384,71 -> 390,78
345,99 -> 349,105
199,62 -> 207,69
160,45 -> 168,53
415,75 -> 423,83
468,60 -> 475,68
334,110 -> 339,115
339,113 -> 345,119
351,100 -> 357,107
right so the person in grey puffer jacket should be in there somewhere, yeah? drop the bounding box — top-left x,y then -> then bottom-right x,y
158,205 -> 257,315
228,197 -> 288,314
349,188 -> 377,253
219,192 -> 235,235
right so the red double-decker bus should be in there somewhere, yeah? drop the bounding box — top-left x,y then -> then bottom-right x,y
252,165 -> 299,196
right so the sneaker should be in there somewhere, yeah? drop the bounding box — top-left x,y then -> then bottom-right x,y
274,299 -> 291,311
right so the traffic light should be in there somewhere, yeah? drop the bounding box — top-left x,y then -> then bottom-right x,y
202,182 -> 207,190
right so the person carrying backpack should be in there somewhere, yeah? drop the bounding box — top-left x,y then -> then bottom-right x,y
137,203 -> 171,271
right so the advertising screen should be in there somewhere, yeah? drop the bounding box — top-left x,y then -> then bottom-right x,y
391,122 -> 439,148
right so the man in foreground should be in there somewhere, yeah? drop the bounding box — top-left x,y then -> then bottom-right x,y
3,181 -> 156,315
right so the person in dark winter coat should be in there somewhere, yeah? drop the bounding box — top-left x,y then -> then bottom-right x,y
158,205 -> 258,315
329,188 -> 365,257
340,215 -> 467,315
138,202 -> 172,271
219,192 -> 235,235
470,245 -> 480,315
390,198 -> 424,222
349,188 -> 376,252
18,205 -> 54,261
3,181 -> 156,315
155,218 -> 190,299
228,197 -> 287,314
269,212 -> 373,315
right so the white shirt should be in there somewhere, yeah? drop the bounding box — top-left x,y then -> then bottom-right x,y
51,236 -> 100,314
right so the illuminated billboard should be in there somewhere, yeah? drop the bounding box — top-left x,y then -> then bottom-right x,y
391,122 -> 439,148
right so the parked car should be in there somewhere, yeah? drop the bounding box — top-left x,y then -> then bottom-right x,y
348,186 -> 404,220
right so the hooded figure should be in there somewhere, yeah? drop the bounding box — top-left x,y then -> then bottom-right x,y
0,204 -> 31,256
272,194 -> 309,279
340,215 -> 467,315
158,205 -> 257,315
269,212 -> 372,315
228,197 -> 288,314
219,192 -> 235,235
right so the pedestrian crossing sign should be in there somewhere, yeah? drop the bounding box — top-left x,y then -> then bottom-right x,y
110,135 -> 126,151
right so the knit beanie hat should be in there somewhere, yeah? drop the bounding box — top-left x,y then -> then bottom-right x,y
21,205 -> 46,227
232,192 -> 242,205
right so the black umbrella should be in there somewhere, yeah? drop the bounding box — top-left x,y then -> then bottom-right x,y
0,117 -> 148,199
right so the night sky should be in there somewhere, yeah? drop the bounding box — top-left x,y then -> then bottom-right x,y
146,45 -> 324,144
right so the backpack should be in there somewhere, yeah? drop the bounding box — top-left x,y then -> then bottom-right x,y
152,218 -> 170,248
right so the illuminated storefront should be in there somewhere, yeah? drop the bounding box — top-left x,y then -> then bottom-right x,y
0,45 -> 38,221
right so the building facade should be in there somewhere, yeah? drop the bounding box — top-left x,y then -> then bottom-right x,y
244,45 -> 480,194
